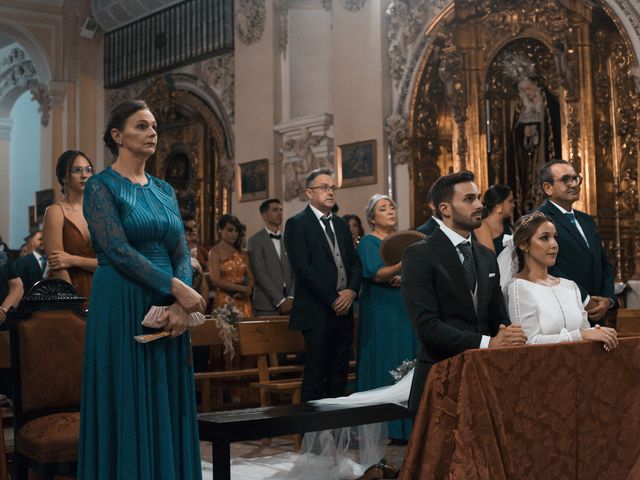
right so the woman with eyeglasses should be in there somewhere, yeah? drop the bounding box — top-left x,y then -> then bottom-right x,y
43,150 -> 97,303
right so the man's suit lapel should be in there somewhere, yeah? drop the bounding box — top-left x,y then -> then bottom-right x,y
261,229 -> 281,262
432,230 -> 477,320
543,201 -> 591,255
303,205 -> 334,261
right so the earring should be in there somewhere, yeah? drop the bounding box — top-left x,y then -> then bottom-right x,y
119,141 -> 123,147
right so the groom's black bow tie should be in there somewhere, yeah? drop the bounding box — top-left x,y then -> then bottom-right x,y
269,233 -> 282,240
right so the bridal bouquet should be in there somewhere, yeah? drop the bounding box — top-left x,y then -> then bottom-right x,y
212,303 -> 241,358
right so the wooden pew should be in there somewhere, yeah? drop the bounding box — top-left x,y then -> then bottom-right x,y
238,319 -> 306,407
615,308 -> 640,337
190,320 -> 258,412
237,318 -> 356,408
190,318 -> 306,411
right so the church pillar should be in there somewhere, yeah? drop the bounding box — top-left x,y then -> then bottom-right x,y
574,21 -> 598,214
46,81 -> 68,201
0,118 -> 11,244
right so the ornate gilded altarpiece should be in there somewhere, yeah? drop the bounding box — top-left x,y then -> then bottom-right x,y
406,0 -> 640,281
139,78 -> 232,246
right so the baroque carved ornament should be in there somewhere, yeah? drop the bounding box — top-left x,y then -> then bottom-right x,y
237,0 -> 266,46
0,47 -> 52,126
275,114 -> 334,201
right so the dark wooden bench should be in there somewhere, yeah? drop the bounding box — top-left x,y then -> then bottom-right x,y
198,402 -> 413,480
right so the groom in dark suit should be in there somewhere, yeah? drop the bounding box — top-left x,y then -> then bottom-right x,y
402,172 -> 527,412
284,168 -> 362,401
538,159 -> 615,325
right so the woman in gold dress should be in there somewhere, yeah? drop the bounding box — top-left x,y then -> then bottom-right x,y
208,214 -> 254,317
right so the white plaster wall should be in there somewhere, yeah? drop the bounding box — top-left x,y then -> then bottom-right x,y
232,0 -> 279,236
289,8 -> 332,118
9,91 -> 40,248
330,0 -> 397,231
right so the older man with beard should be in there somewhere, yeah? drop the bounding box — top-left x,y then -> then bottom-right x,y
401,171 -> 527,411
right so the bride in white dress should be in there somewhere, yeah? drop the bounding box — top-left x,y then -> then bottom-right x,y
500,211 -> 618,348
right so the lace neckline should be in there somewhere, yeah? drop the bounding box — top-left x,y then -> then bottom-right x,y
107,165 -> 152,188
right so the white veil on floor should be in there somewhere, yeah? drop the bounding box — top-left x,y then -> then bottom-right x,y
202,369 -> 414,480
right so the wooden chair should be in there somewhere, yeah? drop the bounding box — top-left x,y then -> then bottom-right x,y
8,279 -> 86,480
615,308 -> 640,337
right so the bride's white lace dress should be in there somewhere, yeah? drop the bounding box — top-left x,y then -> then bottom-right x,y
503,278 -> 590,344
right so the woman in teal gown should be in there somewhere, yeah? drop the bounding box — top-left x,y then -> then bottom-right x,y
356,194 -> 419,442
79,100 -> 206,479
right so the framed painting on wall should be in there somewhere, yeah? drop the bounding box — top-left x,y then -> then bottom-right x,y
34,189 -> 54,225
237,159 -> 268,202
337,140 -> 377,188
28,206 -> 37,231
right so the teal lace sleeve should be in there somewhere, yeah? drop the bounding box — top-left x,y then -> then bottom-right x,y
83,176 -> 174,295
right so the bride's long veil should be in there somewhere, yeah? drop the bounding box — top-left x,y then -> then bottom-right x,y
497,234 -> 517,289
219,370 -> 415,479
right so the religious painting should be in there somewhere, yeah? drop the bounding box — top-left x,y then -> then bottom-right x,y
28,206 -> 37,231
337,140 -> 377,188
238,159 -> 268,202
34,189 -> 54,225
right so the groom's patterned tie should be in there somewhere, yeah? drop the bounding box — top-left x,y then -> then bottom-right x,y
458,242 -> 477,292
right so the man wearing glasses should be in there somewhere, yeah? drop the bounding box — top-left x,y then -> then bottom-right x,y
538,159 -> 615,324
284,168 -> 362,401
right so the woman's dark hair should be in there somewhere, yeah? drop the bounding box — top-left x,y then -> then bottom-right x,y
55,150 -> 94,195
217,214 -> 245,250
103,100 -> 150,155
512,211 -> 553,272
343,214 -> 365,238
482,184 -> 512,219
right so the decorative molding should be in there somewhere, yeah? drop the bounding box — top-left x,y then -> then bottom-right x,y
29,82 -> 52,127
0,47 -> 53,126
341,0 -> 367,12
386,1 -> 450,87
0,117 -> 12,140
237,0 -> 266,46
274,113 -> 334,201
384,113 -> 410,165
107,53 -> 235,126
193,55 -> 235,123
274,0 -> 289,57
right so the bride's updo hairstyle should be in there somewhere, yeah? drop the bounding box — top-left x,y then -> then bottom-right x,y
103,100 -> 150,156
512,211 -> 553,271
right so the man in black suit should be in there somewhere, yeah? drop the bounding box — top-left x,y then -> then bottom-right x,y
415,188 -> 443,236
284,168 -> 362,401
402,171 -> 527,412
538,159 -> 614,325
14,230 -> 47,295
